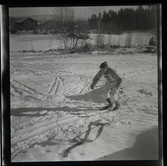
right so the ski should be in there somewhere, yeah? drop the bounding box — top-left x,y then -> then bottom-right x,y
99,105 -> 119,111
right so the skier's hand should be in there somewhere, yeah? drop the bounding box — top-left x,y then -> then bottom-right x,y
90,84 -> 94,90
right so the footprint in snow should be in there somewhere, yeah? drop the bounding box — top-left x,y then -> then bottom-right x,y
45,149 -> 51,153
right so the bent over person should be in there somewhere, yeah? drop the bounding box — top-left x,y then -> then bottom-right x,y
90,61 -> 122,110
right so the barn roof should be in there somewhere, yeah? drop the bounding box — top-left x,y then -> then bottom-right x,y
16,17 -> 37,24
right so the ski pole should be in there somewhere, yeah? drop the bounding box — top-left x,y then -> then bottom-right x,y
114,89 -> 134,113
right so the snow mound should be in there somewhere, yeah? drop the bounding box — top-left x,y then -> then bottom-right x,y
66,85 -> 107,103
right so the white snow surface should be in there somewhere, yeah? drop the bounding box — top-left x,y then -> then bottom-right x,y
10,40 -> 158,161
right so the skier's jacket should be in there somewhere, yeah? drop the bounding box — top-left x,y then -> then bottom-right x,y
91,67 -> 122,88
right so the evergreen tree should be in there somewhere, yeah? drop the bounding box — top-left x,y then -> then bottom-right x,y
88,5 -> 157,34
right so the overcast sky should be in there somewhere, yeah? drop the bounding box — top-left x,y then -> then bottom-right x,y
9,6 -> 140,18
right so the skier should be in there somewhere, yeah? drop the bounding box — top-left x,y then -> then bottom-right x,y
90,61 -> 122,110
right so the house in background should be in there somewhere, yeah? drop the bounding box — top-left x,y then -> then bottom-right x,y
15,17 -> 37,31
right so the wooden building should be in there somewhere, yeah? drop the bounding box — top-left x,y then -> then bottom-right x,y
15,17 -> 37,31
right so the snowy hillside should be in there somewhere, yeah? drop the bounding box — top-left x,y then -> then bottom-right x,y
10,52 -> 158,161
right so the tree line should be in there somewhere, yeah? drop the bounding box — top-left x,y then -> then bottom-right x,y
10,6 -> 157,35
88,6 -> 157,34
9,6 -> 158,51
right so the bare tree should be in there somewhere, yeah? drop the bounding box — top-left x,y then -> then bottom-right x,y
92,6 -> 105,51
52,7 -> 75,50
52,7 -> 90,52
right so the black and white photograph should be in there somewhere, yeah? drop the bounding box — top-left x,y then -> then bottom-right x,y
5,4 -> 162,163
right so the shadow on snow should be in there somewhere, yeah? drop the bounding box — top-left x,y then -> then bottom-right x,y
66,85 -> 108,103
28,120 -> 110,158
97,126 -> 159,160
10,105 -> 99,117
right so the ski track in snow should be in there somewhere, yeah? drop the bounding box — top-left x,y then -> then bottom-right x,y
10,53 -> 158,161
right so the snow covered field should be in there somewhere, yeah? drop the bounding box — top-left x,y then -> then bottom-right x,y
10,32 -> 153,52
10,34 -> 63,52
10,34 -> 159,162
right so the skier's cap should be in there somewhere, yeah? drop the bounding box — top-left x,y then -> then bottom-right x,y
99,61 -> 108,69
